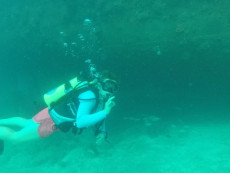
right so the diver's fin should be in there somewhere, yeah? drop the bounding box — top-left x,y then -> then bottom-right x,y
0,140 -> 4,155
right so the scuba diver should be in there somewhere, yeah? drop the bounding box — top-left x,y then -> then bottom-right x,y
0,70 -> 119,154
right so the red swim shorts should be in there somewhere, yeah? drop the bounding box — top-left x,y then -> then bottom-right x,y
32,108 -> 59,138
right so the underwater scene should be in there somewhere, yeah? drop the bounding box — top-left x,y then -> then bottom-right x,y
0,0 -> 230,172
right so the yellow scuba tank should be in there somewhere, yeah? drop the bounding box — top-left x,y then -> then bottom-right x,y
44,77 -> 89,107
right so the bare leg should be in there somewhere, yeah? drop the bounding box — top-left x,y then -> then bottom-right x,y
0,117 -> 31,128
0,119 -> 40,143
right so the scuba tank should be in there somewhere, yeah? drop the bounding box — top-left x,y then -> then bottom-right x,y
44,77 -> 89,107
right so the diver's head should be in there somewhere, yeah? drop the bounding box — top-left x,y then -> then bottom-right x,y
97,70 -> 119,99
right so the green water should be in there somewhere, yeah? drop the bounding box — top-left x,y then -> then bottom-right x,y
0,0 -> 230,172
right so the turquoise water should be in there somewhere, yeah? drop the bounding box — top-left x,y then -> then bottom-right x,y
0,0 -> 230,172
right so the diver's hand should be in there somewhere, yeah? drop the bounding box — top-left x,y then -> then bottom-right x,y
104,96 -> 116,115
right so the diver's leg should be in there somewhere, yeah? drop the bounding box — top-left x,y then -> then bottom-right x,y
11,120 -> 40,143
0,120 -> 40,143
0,126 -> 15,141
0,117 -> 31,128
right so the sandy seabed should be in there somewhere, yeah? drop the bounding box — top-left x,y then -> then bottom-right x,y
0,119 -> 230,173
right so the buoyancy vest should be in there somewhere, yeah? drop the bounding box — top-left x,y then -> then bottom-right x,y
43,77 -> 95,133
50,87 -> 92,133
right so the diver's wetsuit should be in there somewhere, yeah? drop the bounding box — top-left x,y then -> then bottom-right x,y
49,90 -> 106,131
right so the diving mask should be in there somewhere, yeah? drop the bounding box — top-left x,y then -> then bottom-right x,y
101,79 -> 119,94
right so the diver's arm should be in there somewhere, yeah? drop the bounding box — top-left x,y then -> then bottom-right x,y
76,90 -> 107,128
76,102 -> 106,128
